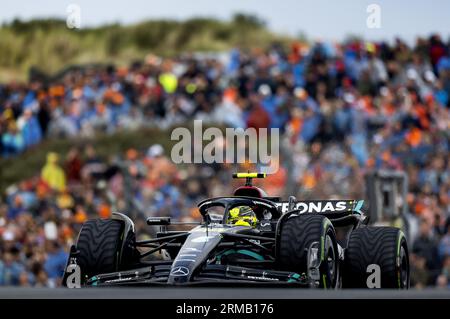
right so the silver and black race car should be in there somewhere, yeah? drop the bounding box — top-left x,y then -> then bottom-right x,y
63,173 -> 410,288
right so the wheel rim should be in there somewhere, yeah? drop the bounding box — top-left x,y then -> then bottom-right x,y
324,233 -> 337,287
399,245 -> 409,288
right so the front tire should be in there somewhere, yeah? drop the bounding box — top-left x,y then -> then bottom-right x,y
278,214 -> 339,288
76,219 -> 136,282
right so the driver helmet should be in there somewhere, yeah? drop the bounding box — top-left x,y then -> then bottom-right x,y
227,206 -> 258,227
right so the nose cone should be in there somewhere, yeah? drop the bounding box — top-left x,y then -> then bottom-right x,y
168,229 -> 222,284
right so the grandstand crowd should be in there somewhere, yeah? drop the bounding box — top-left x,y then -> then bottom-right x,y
0,34 -> 449,287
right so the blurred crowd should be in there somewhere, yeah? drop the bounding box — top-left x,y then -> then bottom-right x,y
0,34 -> 449,288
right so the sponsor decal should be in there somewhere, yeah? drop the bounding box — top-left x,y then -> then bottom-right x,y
247,275 -> 279,281
276,201 -> 354,214
104,277 -> 133,283
260,221 -> 271,227
170,266 -> 190,276
192,236 -> 212,243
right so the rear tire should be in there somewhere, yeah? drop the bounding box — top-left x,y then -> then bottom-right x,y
278,214 -> 339,288
76,219 -> 136,281
343,226 -> 409,288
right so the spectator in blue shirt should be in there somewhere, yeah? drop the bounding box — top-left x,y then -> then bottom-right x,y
44,241 -> 69,281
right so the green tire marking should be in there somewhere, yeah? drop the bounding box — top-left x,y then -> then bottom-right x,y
319,218 -> 332,288
396,230 -> 405,288
321,219 -> 332,261
321,236 -> 325,261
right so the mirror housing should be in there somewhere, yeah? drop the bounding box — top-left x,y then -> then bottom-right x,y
146,217 -> 171,226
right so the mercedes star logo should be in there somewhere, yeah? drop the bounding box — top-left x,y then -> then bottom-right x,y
170,266 -> 190,276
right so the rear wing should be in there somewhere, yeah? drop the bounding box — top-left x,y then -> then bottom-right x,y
274,199 -> 365,215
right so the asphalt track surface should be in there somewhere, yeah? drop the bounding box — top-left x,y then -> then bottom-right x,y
0,287 -> 449,299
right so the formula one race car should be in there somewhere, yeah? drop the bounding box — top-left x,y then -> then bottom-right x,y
63,173 -> 410,288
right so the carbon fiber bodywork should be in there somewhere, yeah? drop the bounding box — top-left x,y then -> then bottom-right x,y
64,196 -> 367,287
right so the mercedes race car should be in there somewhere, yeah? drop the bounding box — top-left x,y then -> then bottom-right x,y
63,173 -> 410,288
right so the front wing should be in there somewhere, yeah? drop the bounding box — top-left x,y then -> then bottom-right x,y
85,264 -> 312,287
